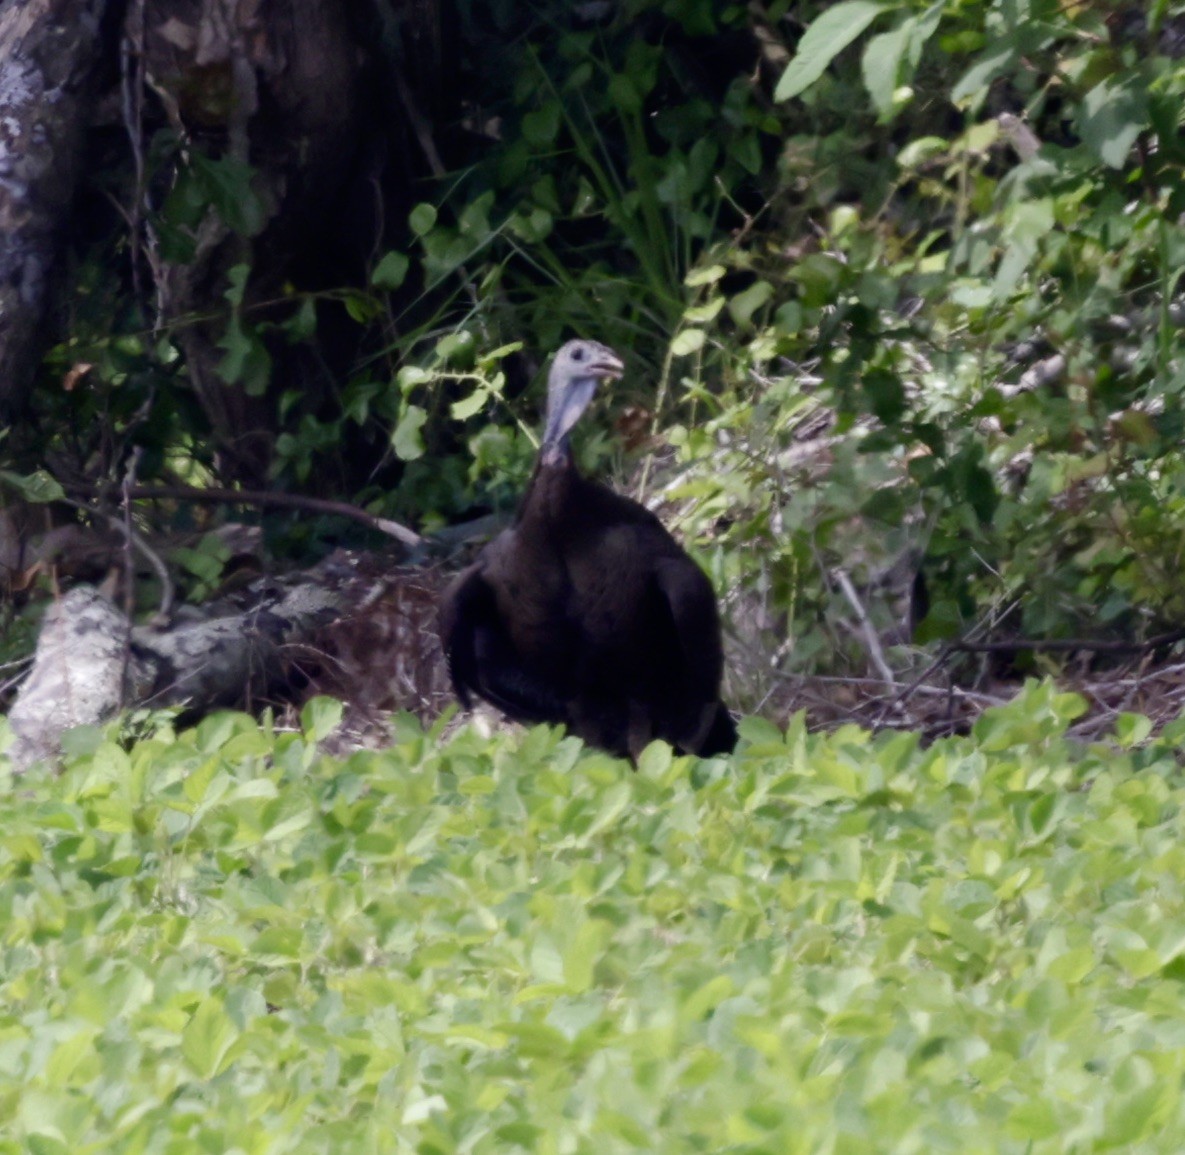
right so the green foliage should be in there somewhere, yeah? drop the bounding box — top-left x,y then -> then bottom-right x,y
354,0 -> 780,514
3,692 -> 1185,1149
170,533 -> 235,602
647,0 -> 1185,667
14,0 -> 1185,679
0,469 -> 66,504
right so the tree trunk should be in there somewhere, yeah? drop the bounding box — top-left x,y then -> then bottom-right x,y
132,0 -> 377,485
0,0 -> 112,418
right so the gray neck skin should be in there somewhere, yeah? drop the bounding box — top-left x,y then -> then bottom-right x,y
540,375 -> 598,465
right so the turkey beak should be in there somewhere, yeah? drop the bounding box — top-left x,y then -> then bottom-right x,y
588,351 -> 625,381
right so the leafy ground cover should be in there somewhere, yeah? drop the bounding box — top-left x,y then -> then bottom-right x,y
2,689 -> 1185,1153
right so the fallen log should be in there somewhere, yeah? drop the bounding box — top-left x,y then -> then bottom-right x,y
5,550 -> 456,771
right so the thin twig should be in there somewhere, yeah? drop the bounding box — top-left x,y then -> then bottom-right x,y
889,643 -> 955,710
67,483 -> 423,548
1102,661 -> 1185,688
778,671 -> 1007,707
121,448 -> 141,625
834,568 -> 896,685
58,495 -> 174,620
120,27 -> 145,302
951,628 -> 1185,655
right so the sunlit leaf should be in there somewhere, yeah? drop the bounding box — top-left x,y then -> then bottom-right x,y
393,404 -> 428,460
775,2 -> 884,102
1080,79 -> 1147,170
671,329 -> 706,356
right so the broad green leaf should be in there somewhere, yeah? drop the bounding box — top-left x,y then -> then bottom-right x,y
216,317 -> 272,395
563,921 -> 610,993
671,329 -> 706,356
478,341 -> 524,367
392,404 -> 428,461
450,387 -> 490,420
284,296 -> 317,341
865,0 -> 943,115
862,22 -> 913,117
397,365 -> 434,390
896,135 -> 948,168
685,264 -> 726,287
181,996 -> 239,1080
341,290 -> 380,323
371,251 -> 410,290
1080,79 -> 1147,169
951,44 -> 1015,107
193,154 -> 267,237
775,2 -> 884,102
684,297 -> 725,324
409,203 -> 438,236
728,281 -> 773,328
301,696 -> 343,742
522,102 -> 561,147
27,1137 -> 70,1155
1114,712 -> 1152,747
0,469 -> 66,503
223,262 -> 251,307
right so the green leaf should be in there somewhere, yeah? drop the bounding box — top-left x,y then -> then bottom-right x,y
371,251 -> 411,290
862,22 -> 912,117
635,743 -> 672,779
522,102 -> 561,147
1114,713 -> 1152,747
478,341 -> 524,367
775,2 -> 884,102
409,203 -> 439,236
951,44 -> 1016,107
684,297 -> 725,324
342,290 -> 380,323
223,263 -> 251,308
216,317 -> 272,396
861,368 -> 906,425
671,329 -> 706,356
607,73 -> 642,116
0,469 -> 66,503
435,330 -> 476,365
397,365 -> 434,390
685,264 -> 726,287
728,281 -> 773,329
1080,80 -> 1147,169
182,996 -> 239,1080
1007,1099 -> 1060,1141
301,696 -> 343,742
563,921 -> 610,993
451,387 -> 490,421
192,154 -> 268,237
284,297 -> 318,342
27,1137 -> 70,1155
861,2 -> 942,118
393,404 -> 428,461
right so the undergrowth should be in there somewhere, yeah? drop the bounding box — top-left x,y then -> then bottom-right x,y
1,688 -> 1185,1151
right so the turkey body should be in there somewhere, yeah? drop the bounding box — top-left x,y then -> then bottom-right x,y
437,340 -> 736,761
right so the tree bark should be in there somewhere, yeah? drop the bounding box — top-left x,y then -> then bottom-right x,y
127,0 -> 375,485
0,0 -> 112,417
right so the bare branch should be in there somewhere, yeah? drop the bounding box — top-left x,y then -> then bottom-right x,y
834,568 -> 896,685
66,483 -> 424,548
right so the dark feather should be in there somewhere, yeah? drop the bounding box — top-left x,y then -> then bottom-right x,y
438,339 -> 736,760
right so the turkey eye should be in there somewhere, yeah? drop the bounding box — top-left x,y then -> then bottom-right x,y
572,348 -> 585,361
